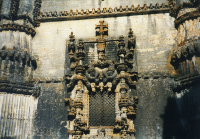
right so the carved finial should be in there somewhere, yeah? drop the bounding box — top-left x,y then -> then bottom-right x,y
128,28 -> 133,38
69,32 -> 75,41
120,5 -> 123,12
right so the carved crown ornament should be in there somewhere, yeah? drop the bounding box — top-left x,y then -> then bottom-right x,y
65,20 -> 138,138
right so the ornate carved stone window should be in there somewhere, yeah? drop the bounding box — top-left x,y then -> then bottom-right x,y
65,21 -> 138,139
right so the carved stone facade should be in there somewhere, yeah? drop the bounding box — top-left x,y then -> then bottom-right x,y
0,0 -> 200,139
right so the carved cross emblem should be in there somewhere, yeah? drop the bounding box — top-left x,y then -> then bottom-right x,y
95,20 -> 108,41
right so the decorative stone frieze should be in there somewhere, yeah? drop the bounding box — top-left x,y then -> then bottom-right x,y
65,20 -> 138,138
37,3 -> 170,22
0,23 -> 36,36
0,47 -> 37,68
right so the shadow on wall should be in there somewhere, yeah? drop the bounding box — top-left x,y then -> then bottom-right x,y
161,87 -> 200,139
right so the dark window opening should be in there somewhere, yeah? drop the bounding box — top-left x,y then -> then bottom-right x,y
89,91 -> 115,126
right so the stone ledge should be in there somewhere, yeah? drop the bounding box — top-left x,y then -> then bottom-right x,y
33,77 -> 64,83
172,73 -> 200,91
138,72 -> 173,80
0,80 -> 40,97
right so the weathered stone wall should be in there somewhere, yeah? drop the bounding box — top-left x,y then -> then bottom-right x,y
30,12 -> 178,138
32,13 -> 176,78
0,31 -> 32,51
41,0 -> 168,13
2,0 -> 200,139
33,82 -> 68,139
135,76 -> 175,139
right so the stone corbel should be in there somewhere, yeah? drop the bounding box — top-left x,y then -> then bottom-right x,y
90,83 -> 96,92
